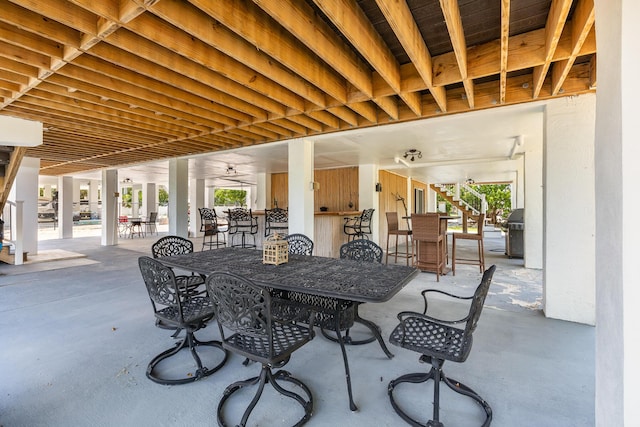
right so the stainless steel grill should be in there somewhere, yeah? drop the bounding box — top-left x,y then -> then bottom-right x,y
505,209 -> 524,258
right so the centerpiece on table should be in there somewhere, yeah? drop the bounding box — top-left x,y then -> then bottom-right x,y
263,232 -> 289,265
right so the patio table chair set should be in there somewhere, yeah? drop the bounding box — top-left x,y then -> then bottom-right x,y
139,234 -> 496,426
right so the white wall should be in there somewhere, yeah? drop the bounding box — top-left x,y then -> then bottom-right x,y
543,95 -> 596,325
594,0 -> 640,425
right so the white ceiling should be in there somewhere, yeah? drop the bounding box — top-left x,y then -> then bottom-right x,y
61,101 -> 546,188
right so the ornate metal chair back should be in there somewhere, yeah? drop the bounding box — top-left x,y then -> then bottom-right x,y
138,256 -> 183,320
285,233 -> 314,255
339,239 -> 383,263
207,273 -> 273,352
151,235 -> 194,258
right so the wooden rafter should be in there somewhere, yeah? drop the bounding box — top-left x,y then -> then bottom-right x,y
375,0 -> 447,113
0,0 -> 595,176
500,0 -> 510,104
314,0 -> 421,117
532,0 -> 573,98
551,0 -> 595,95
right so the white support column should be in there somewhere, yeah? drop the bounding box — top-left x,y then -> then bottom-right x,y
169,158 -> 189,238
190,178 -> 205,237
207,186 -> 216,207
89,179 -> 100,217
101,169 -> 118,246
594,1 -> 640,425
12,157 -> 39,256
256,172 -> 269,210
144,182 -> 157,216
132,184 -> 142,218
72,178 -> 81,209
58,176 -> 74,239
288,139 -> 314,240
358,163 -> 379,244
543,96 -> 596,325
523,117 -> 544,269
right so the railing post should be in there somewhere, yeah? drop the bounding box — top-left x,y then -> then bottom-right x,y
14,200 -> 24,265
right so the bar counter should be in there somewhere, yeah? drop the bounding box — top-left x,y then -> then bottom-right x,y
226,210 -> 361,258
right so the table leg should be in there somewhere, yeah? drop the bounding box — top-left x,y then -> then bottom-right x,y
353,314 -> 394,359
335,311 -> 358,411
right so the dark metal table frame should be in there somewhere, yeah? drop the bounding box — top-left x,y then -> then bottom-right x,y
158,247 -> 419,411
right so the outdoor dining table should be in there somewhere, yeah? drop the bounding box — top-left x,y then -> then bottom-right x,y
158,246 -> 419,411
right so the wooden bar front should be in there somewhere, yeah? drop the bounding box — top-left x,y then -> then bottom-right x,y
414,215 -> 452,275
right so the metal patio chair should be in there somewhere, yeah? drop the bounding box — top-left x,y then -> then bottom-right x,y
388,265 -> 496,427
138,256 -> 228,385
206,272 -> 315,426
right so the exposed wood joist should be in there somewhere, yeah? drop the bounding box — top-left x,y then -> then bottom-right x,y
0,0 -> 595,176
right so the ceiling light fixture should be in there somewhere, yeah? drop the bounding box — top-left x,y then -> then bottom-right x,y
403,149 -> 422,162
226,166 -> 237,175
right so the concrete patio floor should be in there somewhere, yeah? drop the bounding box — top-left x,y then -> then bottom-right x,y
0,227 -> 594,426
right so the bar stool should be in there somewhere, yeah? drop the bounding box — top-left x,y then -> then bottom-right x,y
226,208 -> 258,248
199,208 -> 226,250
385,212 -> 412,265
452,213 -> 486,275
412,213 -> 444,281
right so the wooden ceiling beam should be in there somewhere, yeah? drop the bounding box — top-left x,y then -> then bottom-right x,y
500,0 -> 510,104
375,0 -> 447,113
120,12 -> 305,114
149,0 -> 327,110
532,0 -> 573,98
91,38 -> 272,120
251,0 -> 373,101
189,0 -> 348,104
440,0 -> 474,109
72,53 -> 254,124
551,0 -> 595,95
54,65 -> 233,128
314,0 -> 421,116
36,81 -> 212,134
26,88 -> 200,137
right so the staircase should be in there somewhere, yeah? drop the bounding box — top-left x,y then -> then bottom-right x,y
430,183 -> 487,231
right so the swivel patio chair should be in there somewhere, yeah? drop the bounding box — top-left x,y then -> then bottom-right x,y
198,207 -> 226,250
386,211 -> 413,265
151,235 -> 205,297
264,207 -> 288,237
388,265 -> 496,427
452,214 -> 486,276
138,256 -> 228,385
343,208 -> 374,241
285,233 -> 314,256
206,272 -> 315,427
226,208 -> 259,248
320,239 -> 393,357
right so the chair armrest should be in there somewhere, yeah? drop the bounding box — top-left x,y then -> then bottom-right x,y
420,288 -> 473,315
397,310 -> 466,326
